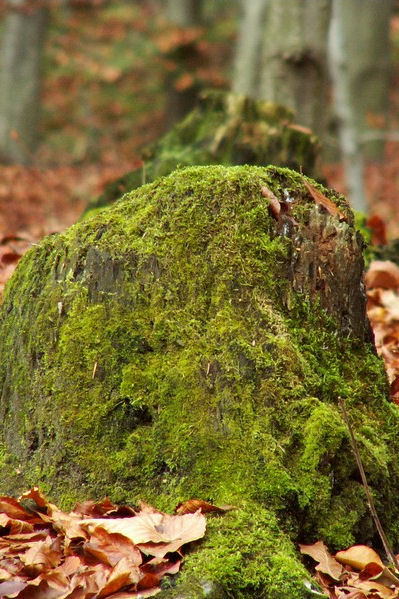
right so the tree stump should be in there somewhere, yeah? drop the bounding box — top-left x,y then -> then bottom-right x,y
1,165 -> 399,597
84,90 -> 320,215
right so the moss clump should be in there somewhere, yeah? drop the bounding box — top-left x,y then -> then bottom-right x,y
84,90 -> 321,215
1,165 -> 399,597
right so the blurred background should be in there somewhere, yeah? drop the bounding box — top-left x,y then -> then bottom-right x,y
0,0 -> 397,241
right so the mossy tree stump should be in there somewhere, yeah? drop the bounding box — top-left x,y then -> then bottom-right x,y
1,165 -> 399,597
84,90 -> 321,216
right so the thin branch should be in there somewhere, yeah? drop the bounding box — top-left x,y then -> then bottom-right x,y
338,397 -> 398,569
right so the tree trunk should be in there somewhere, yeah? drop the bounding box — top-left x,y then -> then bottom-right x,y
328,0 -> 392,213
232,0 -> 268,97
164,0 -> 204,127
0,0 -> 49,164
258,0 -> 331,139
1,164 -> 399,597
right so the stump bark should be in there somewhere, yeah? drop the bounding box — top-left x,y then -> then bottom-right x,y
1,165 -> 399,597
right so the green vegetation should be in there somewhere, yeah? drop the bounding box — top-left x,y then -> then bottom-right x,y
84,90 -> 321,215
0,165 -> 398,597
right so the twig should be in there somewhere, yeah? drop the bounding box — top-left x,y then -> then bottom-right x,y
338,397 -> 398,569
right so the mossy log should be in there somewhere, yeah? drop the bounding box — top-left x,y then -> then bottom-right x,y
84,90 -> 321,216
1,165 -> 399,597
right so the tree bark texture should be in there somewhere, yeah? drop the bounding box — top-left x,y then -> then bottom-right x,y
259,0 -> 331,139
1,165 -> 399,597
328,0 -> 392,212
0,0 -> 49,164
232,0 -> 268,97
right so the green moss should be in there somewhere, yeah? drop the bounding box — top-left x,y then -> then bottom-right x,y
83,90 -> 321,216
1,165 -> 399,597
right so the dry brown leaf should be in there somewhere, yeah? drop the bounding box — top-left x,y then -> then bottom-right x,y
335,587 -> 368,598
301,177 -> 345,220
97,557 -> 142,598
81,510 -> 206,550
335,545 -> 383,570
261,185 -> 281,219
140,557 -> 181,580
19,487 -> 50,510
0,513 -> 34,535
0,490 -> 205,597
83,527 -> 142,567
0,580 -> 28,597
366,215 -> 388,246
0,497 -> 38,522
350,579 -> 394,598
365,261 -> 399,290
20,536 -> 62,570
175,499 -> 235,515
299,540 -> 343,581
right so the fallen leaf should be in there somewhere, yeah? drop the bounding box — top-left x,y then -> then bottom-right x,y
351,579 -> 394,599
335,545 -> 383,570
175,499 -> 235,515
299,540 -> 343,581
365,261 -> 399,290
97,557 -> 142,598
366,215 -> 388,246
83,527 -> 142,567
301,177 -> 346,220
81,510 -> 206,550
0,513 -> 34,534
20,536 -> 62,570
261,185 -> 281,219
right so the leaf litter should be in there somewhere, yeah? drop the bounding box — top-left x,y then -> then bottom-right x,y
300,542 -> 399,599
366,259 -> 399,403
0,487 -> 223,598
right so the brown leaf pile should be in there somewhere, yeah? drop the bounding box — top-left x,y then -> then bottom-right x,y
300,541 -> 399,598
0,488 -> 208,598
366,260 -> 399,403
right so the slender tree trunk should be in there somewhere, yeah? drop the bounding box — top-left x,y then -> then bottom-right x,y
232,0 -> 268,97
0,0 -> 49,164
258,0 -> 331,138
164,0 -> 204,127
328,0 -> 392,213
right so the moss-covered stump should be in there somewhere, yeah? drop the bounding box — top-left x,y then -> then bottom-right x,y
1,165 -> 399,597
84,90 -> 320,216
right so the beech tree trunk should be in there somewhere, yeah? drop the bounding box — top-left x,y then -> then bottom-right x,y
328,0 -> 392,213
258,0 -> 331,138
0,0 -> 49,164
232,0 -> 268,97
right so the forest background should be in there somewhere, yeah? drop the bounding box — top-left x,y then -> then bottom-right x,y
0,0 -> 398,284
